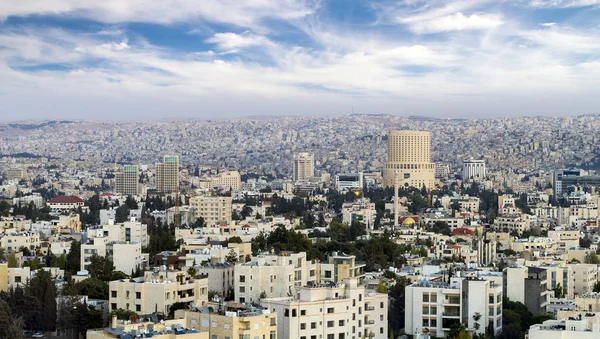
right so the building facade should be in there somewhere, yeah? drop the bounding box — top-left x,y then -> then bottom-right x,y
262,278 -> 388,339
189,196 -> 233,226
293,152 -> 315,182
115,164 -> 140,196
463,158 -> 486,181
405,277 -> 503,338
384,130 -> 435,189
156,155 -> 180,193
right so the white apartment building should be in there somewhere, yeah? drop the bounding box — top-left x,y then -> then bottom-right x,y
189,196 -> 232,226
335,173 -> 364,191
504,266 -> 550,315
109,270 -> 208,315
87,218 -> 149,246
450,196 -> 480,213
262,278 -> 388,339
235,257 -> 295,304
405,276 -> 503,338
529,313 -> 600,339
81,237 -> 146,274
548,230 -> 580,252
319,253 -> 366,284
196,263 -> 235,298
463,158 -> 486,181
492,215 -> 530,234
341,199 -> 377,230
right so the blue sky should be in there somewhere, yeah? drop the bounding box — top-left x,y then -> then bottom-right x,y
1,0 -> 600,120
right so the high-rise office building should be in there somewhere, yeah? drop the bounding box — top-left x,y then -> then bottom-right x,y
463,158 -> 486,181
115,165 -> 139,196
384,130 -> 435,188
293,151 -> 314,182
156,155 -> 179,193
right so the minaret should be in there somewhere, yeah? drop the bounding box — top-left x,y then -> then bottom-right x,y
394,170 -> 399,226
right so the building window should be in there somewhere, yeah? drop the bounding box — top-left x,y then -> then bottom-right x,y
240,286 -> 245,293
240,275 -> 246,283
15,276 -> 21,283
311,322 -> 316,329
339,334 -> 345,339
422,319 -> 428,327
270,318 -> 276,326
328,335 -> 334,339
380,302 -> 384,308
327,321 -> 334,328
136,305 -> 141,312
270,331 -> 276,339
301,310 -> 306,316
136,292 -> 141,299
284,309 -> 289,317
212,336 -> 218,339
301,323 -> 306,330
327,308 -> 334,314
111,291 -> 117,298
292,309 -> 297,317
111,303 -> 117,310
339,320 -> 344,326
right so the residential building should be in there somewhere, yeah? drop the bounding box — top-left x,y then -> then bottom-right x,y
115,164 -> 140,196
81,238 -> 146,274
87,314 -> 208,339
189,196 -> 232,226
47,195 -> 85,212
262,278 -> 388,339
575,292 -> 600,312
0,263 -> 7,292
319,253 -> 365,284
4,168 -> 27,180
109,270 -> 208,315
0,231 -> 40,253
570,264 -> 598,296
235,257 -> 295,304
504,266 -> 550,315
341,198 -> 377,230
196,263 -> 235,299
528,313 -> 600,339
405,276 -> 503,338
293,152 -> 314,182
175,306 -> 277,339
156,155 -> 180,193
208,171 -> 242,191
384,130 -> 435,189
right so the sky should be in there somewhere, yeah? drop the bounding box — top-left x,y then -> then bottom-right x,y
1,0 -> 600,120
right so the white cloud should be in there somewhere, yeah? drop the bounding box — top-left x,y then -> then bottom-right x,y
403,12 -> 504,34
529,0 -> 600,8
206,31 -> 275,51
539,22 -> 557,27
0,0 -> 317,29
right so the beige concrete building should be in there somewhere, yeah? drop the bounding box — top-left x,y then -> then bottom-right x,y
115,164 -> 140,196
175,306 -> 277,339
262,278 -> 388,339
0,231 -> 40,253
384,130 -> 435,189
189,196 -> 232,226
209,171 -> 242,191
88,316 -> 208,339
0,263 -> 8,292
319,253 -> 366,284
156,155 -> 180,193
293,152 -> 314,182
575,292 -> 600,312
109,270 -> 208,315
5,168 -> 27,180
492,215 -> 530,234
570,264 -> 598,296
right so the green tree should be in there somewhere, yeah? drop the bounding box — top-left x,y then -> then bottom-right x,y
125,196 -> 139,210
376,280 -> 387,294
28,269 -> 57,331
593,281 -> 600,293
87,254 -> 115,281
7,253 -> 18,268
0,299 -> 25,339
191,217 -> 206,229
187,266 -> 198,277
65,240 -> 81,275
585,252 -> 600,264
225,249 -> 238,264
115,204 -> 130,223
73,278 -> 109,299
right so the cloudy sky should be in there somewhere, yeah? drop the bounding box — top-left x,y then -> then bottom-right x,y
1,0 -> 600,120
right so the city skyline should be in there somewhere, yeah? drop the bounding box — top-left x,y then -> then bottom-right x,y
1,0 -> 600,120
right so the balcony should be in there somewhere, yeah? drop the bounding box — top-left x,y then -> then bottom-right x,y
365,306 -> 375,311
365,320 -> 375,325
442,311 -> 460,318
